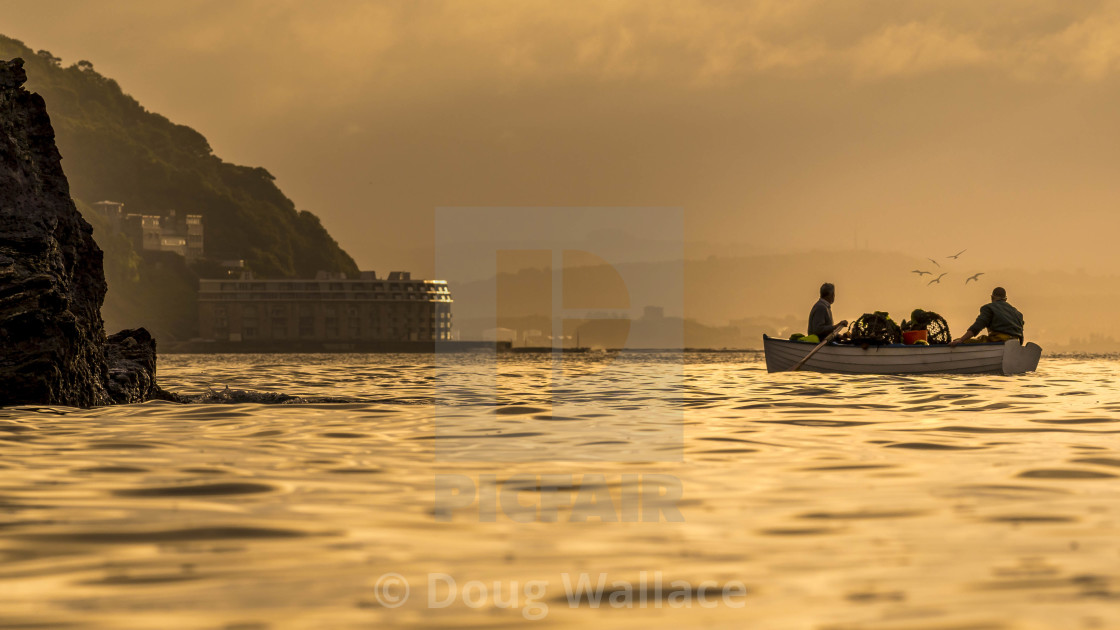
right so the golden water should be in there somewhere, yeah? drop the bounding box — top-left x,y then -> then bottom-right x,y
1,353 -> 1118,629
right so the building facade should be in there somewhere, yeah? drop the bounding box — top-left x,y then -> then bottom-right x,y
198,271 -> 453,343
94,202 -> 204,260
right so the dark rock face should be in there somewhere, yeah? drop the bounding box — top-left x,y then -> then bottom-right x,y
0,58 -> 109,407
0,58 -> 172,407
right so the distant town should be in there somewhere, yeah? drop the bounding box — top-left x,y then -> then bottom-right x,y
92,200 -> 460,350
91,200 -> 1120,355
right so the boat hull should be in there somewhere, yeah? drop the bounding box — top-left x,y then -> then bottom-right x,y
763,336 -> 1042,375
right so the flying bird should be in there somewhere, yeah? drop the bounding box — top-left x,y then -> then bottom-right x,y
911,270 -> 931,276
928,258 -> 940,267
928,273 -> 948,286
948,249 -> 967,259
965,272 -> 984,284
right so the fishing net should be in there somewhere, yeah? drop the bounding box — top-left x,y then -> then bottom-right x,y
850,311 -> 902,344
900,309 -> 952,345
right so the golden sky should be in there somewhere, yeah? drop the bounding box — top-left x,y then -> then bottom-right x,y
8,0 -> 1120,277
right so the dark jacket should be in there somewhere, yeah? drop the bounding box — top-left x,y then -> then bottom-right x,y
808,298 -> 835,338
967,300 -> 1024,338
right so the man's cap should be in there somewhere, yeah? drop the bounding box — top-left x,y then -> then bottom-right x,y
991,287 -> 1007,299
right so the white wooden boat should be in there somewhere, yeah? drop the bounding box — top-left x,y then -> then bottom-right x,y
763,336 -> 1042,375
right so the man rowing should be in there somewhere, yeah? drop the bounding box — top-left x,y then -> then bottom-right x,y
808,282 -> 848,340
949,286 -> 1024,347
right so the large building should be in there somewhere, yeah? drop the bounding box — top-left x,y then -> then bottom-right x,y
198,271 -> 453,343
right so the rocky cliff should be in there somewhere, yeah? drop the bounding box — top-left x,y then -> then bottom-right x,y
0,58 -> 174,407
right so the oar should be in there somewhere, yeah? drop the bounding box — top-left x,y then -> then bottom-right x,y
790,323 -> 847,372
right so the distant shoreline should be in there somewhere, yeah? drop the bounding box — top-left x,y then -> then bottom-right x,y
158,342 -> 1120,359
160,340 -> 765,354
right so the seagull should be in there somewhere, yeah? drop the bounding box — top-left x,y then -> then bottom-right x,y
911,270 -> 931,276
928,258 -> 940,267
948,249 -> 967,259
928,273 -> 948,286
965,272 -> 984,284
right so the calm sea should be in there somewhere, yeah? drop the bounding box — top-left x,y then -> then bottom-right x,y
1,353 -> 1118,629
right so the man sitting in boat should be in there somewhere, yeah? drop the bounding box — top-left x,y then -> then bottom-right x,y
949,286 -> 1024,347
808,283 -> 848,340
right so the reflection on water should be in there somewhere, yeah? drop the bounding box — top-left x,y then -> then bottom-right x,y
1,353 -> 1119,628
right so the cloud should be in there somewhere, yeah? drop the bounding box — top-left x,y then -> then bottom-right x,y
847,22 -> 990,79
1029,9 -> 1120,80
227,0 -> 1120,92
25,0 -> 1120,114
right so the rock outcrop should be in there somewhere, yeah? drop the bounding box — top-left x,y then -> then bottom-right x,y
0,58 -> 173,407
106,328 -> 180,404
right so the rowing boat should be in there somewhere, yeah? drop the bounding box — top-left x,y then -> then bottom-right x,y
763,336 -> 1042,375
